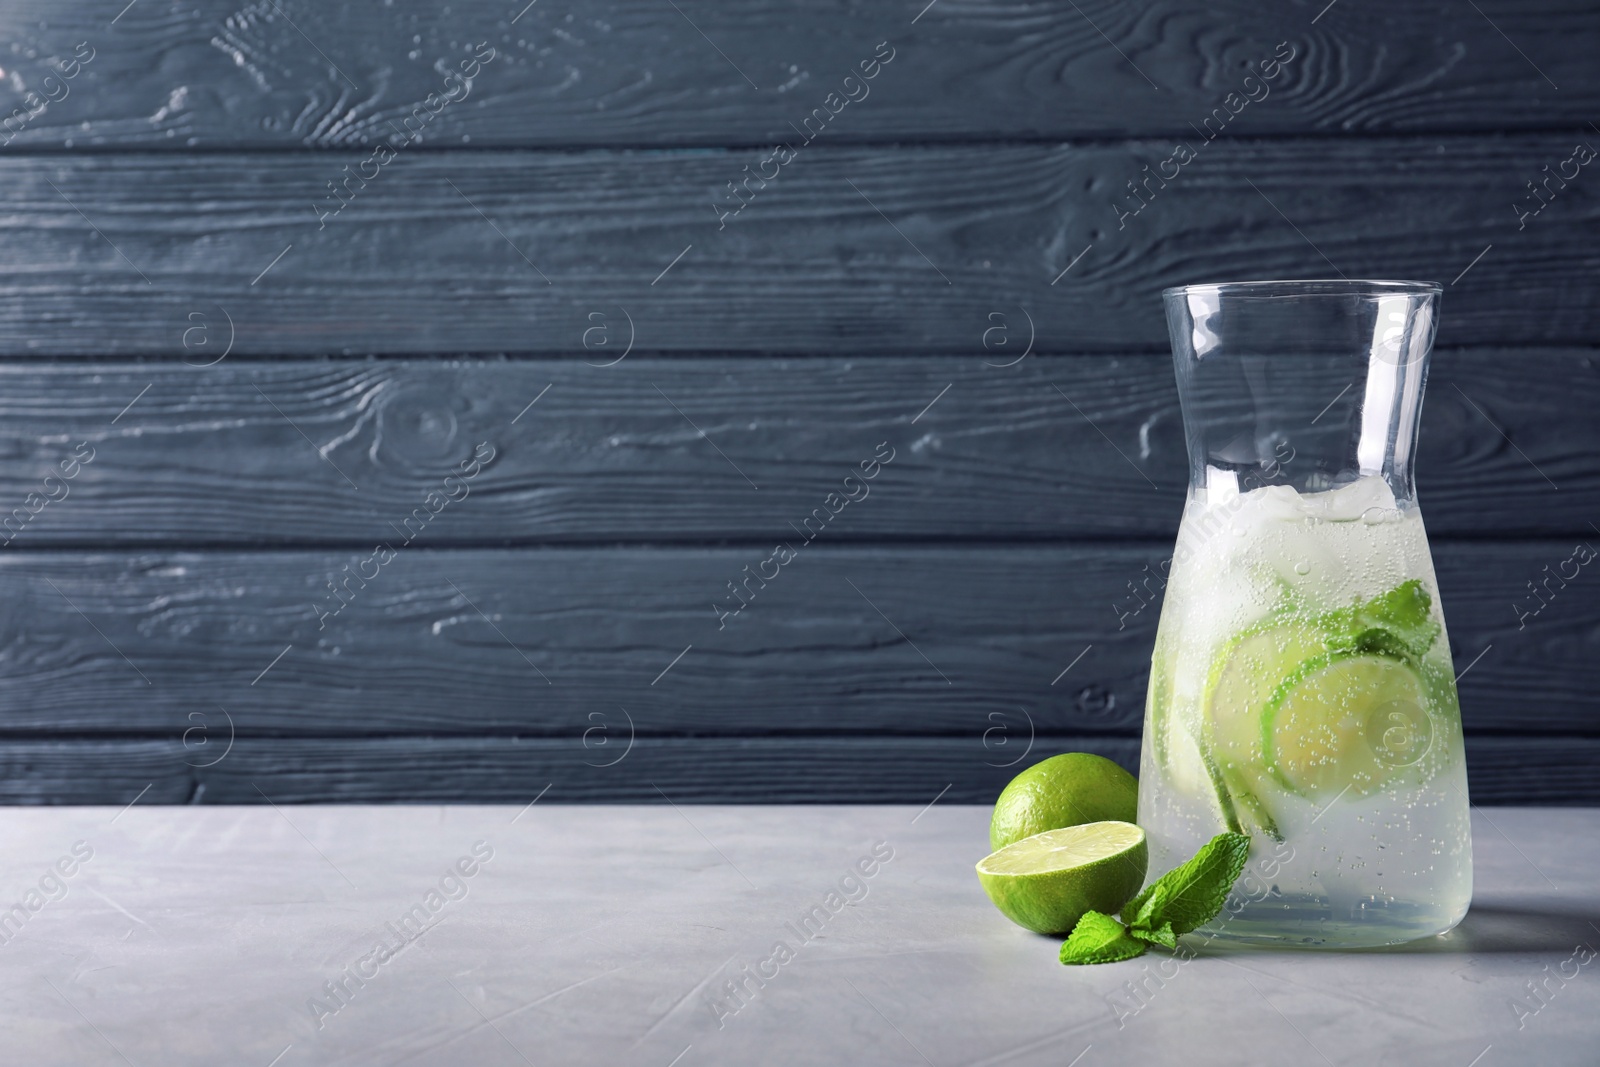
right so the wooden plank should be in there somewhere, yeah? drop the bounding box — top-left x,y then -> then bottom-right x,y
1461,737 -> 1600,805
0,350 -> 1591,545
0,736 -> 1145,805
0,735 -> 1592,805
0,137 -> 1594,356
0,542 -> 1590,737
0,1 -> 1591,148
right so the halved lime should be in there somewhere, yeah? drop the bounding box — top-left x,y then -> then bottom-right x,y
988,753 -> 1138,851
976,821 -> 1148,934
1263,653 -> 1431,796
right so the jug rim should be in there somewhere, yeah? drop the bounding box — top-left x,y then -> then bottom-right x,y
1163,279 -> 1441,299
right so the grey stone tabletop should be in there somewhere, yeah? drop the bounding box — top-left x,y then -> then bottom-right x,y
2,803 -> 1595,1066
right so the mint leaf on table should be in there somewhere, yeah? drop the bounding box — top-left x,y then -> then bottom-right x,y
1059,911 -> 1148,965
1127,919 -> 1176,950
1122,881 -> 1167,933
1055,833 -> 1251,966
1121,832 -> 1251,938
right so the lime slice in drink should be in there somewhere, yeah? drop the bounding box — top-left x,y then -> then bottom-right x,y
1194,581 -> 1447,822
1263,653 -> 1432,797
1203,617 -> 1328,765
975,821 -> 1148,934
1199,616 -> 1328,832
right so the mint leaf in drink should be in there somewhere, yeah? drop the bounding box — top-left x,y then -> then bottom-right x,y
1336,579 -> 1441,663
1359,578 -> 1434,635
1058,910 -> 1148,965
1122,832 -> 1251,937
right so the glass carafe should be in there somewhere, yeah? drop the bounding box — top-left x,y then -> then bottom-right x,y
1139,280 -> 1472,947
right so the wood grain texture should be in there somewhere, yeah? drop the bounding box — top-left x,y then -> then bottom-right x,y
0,543 -> 1590,738
0,1 -> 1591,148
0,736 -> 1145,805
0,735 -> 1592,804
0,351 -> 1592,546
1,137 -> 1594,356
0,1 -> 1592,807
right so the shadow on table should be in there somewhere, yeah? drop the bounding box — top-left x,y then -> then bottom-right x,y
1186,904 -> 1600,956
1361,904 -> 1600,954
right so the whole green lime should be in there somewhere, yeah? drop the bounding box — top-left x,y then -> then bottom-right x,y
989,753 -> 1139,851
976,821 -> 1148,934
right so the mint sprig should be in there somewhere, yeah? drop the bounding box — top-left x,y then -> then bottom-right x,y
1059,832 -> 1251,965
1058,910 -> 1148,965
1123,832 -> 1251,938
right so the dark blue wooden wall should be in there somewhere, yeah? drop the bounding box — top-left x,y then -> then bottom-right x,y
0,1 -> 1595,803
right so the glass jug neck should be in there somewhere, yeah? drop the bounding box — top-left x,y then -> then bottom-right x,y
1164,280 -> 1439,511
